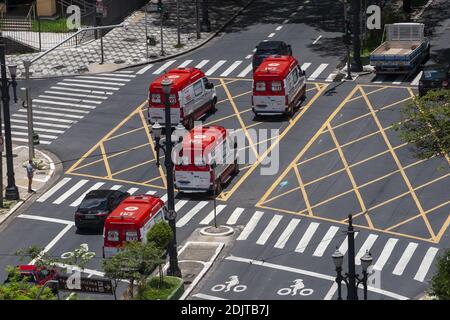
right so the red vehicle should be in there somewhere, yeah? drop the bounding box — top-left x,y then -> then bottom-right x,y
5,265 -> 59,293
174,125 -> 239,194
147,67 -> 217,129
252,55 -> 306,117
103,195 -> 166,258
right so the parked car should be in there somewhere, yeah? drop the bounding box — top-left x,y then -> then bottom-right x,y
252,41 -> 293,70
74,190 -> 130,231
4,265 -> 59,294
418,65 -> 449,96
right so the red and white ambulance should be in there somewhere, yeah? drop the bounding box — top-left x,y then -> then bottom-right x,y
148,67 -> 217,129
174,126 -> 239,195
103,195 -> 166,258
252,55 -> 306,117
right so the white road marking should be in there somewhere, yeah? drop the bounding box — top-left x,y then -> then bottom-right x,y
11,118 -> 70,128
153,60 -> 177,74
226,255 -> 409,300
275,26 -> 283,31
63,79 -> 125,86
126,187 -> 139,195
100,73 -> 136,78
192,293 -> 227,300
117,70 -> 134,74
290,12 -> 297,17
392,242 -> 418,276
338,232 -> 359,255
199,204 -> 226,225
19,109 -> 83,119
32,99 -> 96,109
38,95 -> 102,104
325,72 -> 338,82
313,226 -> 340,257
51,86 -> 113,95
245,54 -> 253,59
161,193 -> 168,202
414,247 -> 439,282
312,35 -> 322,44
355,234 -> 378,265
11,137 -> 51,145
136,64 -> 154,74
256,215 -> 283,245
237,211 -> 264,240
220,61 -> 242,77
110,185 -> 122,190
308,63 -> 328,80
70,182 -> 105,207
274,218 -> 301,249
411,71 -> 423,86
237,64 -> 253,78
145,190 -> 157,195
324,283 -> 338,300
19,214 -> 73,225
13,114 -> 77,123
253,48 -> 257,52
373,238 -> 399,271
205,60 -> 227,76
195,59 -> 210,69
7,130 -> 57,139
176,201 -> 209,227
373,75 -> 385,84
12,125 -> 64,134
268,33 -> 276,38
76,76 -> 131,82
283,19 -> 290,24
175,200 -> 189,212
37,178 -> 72,202
226,207 -> 245,225
44,90 -> 108,100
33,105 -> 89,114
392,75 -> 404,85
301,62 -> 311,71
56,82 -> 120,90
29,224 -> 74,265
178,60 -> 193,68
295,222 -> 320,253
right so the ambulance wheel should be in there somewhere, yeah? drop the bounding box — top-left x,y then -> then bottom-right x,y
209,97 -> 217,114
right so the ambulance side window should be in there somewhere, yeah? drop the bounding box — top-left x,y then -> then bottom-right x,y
194,81 -> 203,97
292,68 -> 299,85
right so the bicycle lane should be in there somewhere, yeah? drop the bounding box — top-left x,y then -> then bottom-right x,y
188,255 -> 409,300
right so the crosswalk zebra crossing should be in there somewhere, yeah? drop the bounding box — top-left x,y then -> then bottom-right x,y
37,176 -> 441,283
371,71 -> 423,86
141,58 -> 338,81
11,70 -> 136,145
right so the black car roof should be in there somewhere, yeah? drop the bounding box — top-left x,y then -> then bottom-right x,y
257,41 -> 286,49
85,189 -> 119,199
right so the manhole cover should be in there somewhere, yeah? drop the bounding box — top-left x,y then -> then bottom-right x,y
53,65 -> 66,70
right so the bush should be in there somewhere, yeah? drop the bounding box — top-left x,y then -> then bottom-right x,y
147,221 -> 173,251
136,276 -> 183,300
429,250 -> 450,300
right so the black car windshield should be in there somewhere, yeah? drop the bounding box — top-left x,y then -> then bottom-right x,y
257,49 -> 279,55
423,70 -> 447,80
79,198 -> 107,210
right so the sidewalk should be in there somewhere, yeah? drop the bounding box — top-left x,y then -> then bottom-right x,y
0,145 -> 55,225
6,0 -> 255,79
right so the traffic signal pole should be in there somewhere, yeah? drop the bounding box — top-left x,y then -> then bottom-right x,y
351,0 -> 363,72
344,2 -> 352,80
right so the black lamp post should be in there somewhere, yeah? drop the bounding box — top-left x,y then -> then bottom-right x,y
201,0 -> 211,32
332,214 -> 373,300
150,78 -> 184,278
0,42 -> 20,201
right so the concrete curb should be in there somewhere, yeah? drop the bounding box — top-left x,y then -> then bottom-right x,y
18,0 -> 257,80
200,225 -> 234,237
0,147 -> 63,227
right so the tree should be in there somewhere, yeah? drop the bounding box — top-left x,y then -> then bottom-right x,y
429,250 -> 450,299
147,221 -> 173,287
402,0 -> 413,13
394,89 -> 450,159
103,241 -> 164,300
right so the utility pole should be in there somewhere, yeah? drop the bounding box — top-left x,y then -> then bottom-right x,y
346,215 -> 358,300
351,0 -> 363,72
343,1 -> 352,80
195,0 -> 201,39
176,0 -> 181,46
158,0 -> 165,56
201,0 -> 211,32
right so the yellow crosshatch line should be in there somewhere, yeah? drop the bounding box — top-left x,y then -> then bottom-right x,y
100,142 -> 112,179
293,166 -> 313,216
256,85 -> 450,243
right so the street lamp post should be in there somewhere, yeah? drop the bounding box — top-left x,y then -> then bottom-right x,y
150,79 -> 183,278
332,214 -> 373,300
201,0 -> 211,32
0,42 -> 20,201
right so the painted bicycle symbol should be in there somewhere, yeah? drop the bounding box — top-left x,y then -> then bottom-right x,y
277,279 -> 314,296
211,275 -> 247,293
61,243 -> 96,260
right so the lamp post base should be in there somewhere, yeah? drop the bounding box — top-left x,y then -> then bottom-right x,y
167,263 -> 182,278
5,186 -> 20,200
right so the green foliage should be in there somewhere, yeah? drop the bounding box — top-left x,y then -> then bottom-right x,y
136,276 -> 183,300
32,18 -> 71,33
102,241 -> 164,299
429,250 -> 450,299
394,89 -> 450,159
147,221 -> 173,251
0,267 -> 56,300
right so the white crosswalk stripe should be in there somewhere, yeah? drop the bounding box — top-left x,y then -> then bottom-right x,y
308,63 -> 328,81
38,95 -> 102,104
11,119 -> 70,129
195,60 -> 210,69
414,247 -> 439,282
57,82 -> 120,90
76,76 -> 131,82
176,201 -> 209,227
51,86 -> 113,95
274,218 -> 301,249
19,109 -> 84,119
178,60 -> 193,68
161,194 -> 168,202
32,99 -> 96,109
45,90 -> 108,99
199,205 -> 226,225
12,137 -> 51,144
70,182 -> 105,207
256,215 -> 283,245
12,125 -> 64,134
226,207 -> 245,225
312,226 -> 340,257
205,60 -> 227,76
220,61 -> 242,77
145,190 -> 157,195
411,71 -> 423,86
110,185 -> 123,190
153,60 -> 176,74
37,177 -> 72,202
63,79 -> 126,86
53,179 -> 89,204
127,187 -> 139,195
355,234 -> 378,265
136,64 -> 154,74
373,238 -> 398,271
237,211 -> 264,241
237,64 -> 253,78
301,63 -> 311,71
392,75 -> 404,85
295,222 -> 320,253
14,113 -> 77,123
338,232 -> 359,255
32,105 -> 89,114
175,200 -> 189,212
392,242 -> 418,276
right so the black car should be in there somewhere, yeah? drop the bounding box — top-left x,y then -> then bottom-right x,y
418,65 -> 449,96
74,190 -> 129,231
252,41 -> 293,70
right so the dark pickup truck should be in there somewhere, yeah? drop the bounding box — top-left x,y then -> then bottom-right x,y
252,41 -> 293,71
